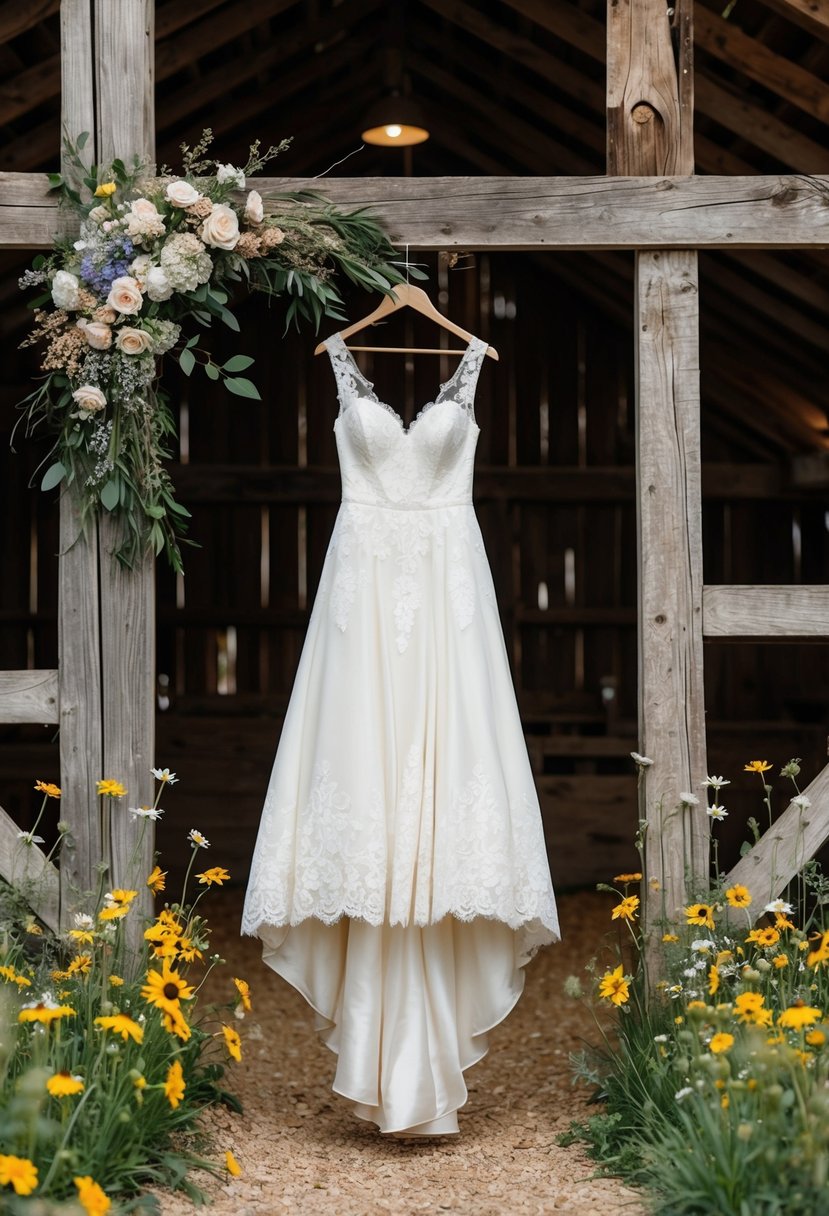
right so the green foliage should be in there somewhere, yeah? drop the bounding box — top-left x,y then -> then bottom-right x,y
570,759 -> 829,1216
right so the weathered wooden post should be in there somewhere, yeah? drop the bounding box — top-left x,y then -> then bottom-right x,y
607,0 -> 709,935
58,0 -> 156,948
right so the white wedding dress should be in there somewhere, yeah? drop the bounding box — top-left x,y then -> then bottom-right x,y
241,333 -> 560,1135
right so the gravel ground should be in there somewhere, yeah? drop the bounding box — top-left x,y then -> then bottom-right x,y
149,890 -> 647,1216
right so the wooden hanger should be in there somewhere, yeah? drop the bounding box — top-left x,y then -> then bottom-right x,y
313,283 -> 499,360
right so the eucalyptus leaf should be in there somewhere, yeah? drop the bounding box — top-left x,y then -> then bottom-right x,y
224,376 -> 261,400
204,362 -> 220,381
179,348 -> 195,376
41,462 -> 66,492
100,480 -> 119,511
222,355 -> 254,373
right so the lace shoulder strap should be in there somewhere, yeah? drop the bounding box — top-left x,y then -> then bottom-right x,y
323,333 -> 378,413
435,336 -> 488,421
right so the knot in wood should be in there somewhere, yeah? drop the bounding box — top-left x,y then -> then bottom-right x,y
631,102 -> 656,125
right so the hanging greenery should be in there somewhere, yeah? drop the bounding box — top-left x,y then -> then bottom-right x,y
14,130 -> 416,572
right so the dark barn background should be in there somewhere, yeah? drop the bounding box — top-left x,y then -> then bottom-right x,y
1,0 -> 829,888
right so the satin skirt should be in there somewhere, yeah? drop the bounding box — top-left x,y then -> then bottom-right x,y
258,915 -> 534,1135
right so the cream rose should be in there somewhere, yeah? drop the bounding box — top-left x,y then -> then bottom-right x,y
243,190 -> 263,225
71,385 -> 106,413
130,197 -> 159,221
165,180 -> 202,207
106,275 -> 143,315
88,204 -> 109,224
145,266 -> 173,302
51,270 -> 81,310
116,327 -> 152,355
93,306 -> 117,324
81,321 -> 113,350
200,203 -> 240,250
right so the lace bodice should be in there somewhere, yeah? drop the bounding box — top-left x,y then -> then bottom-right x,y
323,333 -> 487,508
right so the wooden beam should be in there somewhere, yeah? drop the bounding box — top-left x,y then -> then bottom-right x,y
94,0 -> 156,943
0,804 -> 60,932
503,0 -> 829,170
756,0 -> 829,43
0,670 -> 59,723
723,764 -> 829,912
694,5 -> 829,124
5,173 -> 829,251
703,585 -> 829,640
0,0 -> 58,44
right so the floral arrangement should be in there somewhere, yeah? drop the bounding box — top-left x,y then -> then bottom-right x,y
15,130 -> 409,571
565,756 -> 829,1215
0,769 -> 247,1211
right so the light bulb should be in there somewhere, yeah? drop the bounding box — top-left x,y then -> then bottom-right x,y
384,124 -> 403,138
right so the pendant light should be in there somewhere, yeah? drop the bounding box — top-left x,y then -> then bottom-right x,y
361,2 -> 429,149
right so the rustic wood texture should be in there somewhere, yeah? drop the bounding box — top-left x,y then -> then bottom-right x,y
0,670 -> 59,724
0,802 -> 60,932
703,585 -> 829,640
5,173 -> 829,251
57,495 -> 103,922
723,763 -> 829,912
607,0 -> 693,175
93,0 -> 156,941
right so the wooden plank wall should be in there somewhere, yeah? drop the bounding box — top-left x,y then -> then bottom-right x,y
2,252 -> 828,887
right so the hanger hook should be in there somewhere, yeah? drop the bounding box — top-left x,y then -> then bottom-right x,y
405,243 -> 409,286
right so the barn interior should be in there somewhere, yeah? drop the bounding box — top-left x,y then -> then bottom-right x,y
1,0 -> 828,888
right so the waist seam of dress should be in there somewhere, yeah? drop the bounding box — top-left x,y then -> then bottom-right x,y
341,496 -> 472,511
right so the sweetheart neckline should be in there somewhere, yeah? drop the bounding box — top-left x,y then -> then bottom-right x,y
334,393 -> 480,438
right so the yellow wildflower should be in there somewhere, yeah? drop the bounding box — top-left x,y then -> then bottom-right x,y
662,933 -> 679,943
66,954 -> 92,976
47,1071 -> 84,1097
775,913 -> 796,932
162,1006 -> 192,1042
807,931 -> 829,968
94,1014 -> 143,1043
197,866 -> 231,886
19,1002 -> 75,1025
109,974 -> 124,986
74,1174 -> 111,1215
0,1154 -> 39,1195
806,1030 -> 826,1047
685,903 -> 715,931
598,965 -> 630,1007
69,928 -> 95,944
746,926 -> 780,949
709,1032 -> 734,1054
164,1059 -> 186,1109
778,1003 -> 822,1030
222,1024 -> 243,1061
0,965 -> 31,988
34,780 -> 61,798
99,903 -> 129,921
147,865 -> 166,894
734,992 -> 772,1026
225,1150 -> 242,1177
141,960 -> 195,1015
708,966 -> 719,996
93,181 -> 117,197
744,761 -> 773,774
772,954 -> 789,970
725,885 -> 751,908
234,977 -> 252,1012
611,895 -> 640,922
96,778 -> 127,797
613,872 -> 642,883
109,889 -> 138,905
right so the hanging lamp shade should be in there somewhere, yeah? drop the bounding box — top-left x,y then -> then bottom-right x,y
361,92 -> 429,147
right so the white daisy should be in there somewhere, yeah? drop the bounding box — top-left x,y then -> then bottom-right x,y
707,804 -> 728,820
679,792 -> 700,806
151,767 -> 179,784
675,1087 -> 694,1102
17,830 -> 45,845
129,805 -> 164,820
188,829 -> 210,849
763,899 -> 794,915
791,794 -> 811,811
701,776 -> 730,790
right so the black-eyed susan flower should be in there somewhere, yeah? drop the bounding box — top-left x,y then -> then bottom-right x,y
19,1001 -> 75,1025
164,1059 -> 186,1109
47,1071 -> 84,1097
597,965 -> 629,1007
708,1032 -> 734,1054
734,992 -> 772,1027
746,926 -> 780,949
221,1024 -> 242,1061
685,903 -> 715,931
146,865 -> 166,894
162,1006 -> 192,1042
96,779 -> 127,797
94,1013 -> 143,1043
0,1154 -> 39,1196
778,1002 -> 823,1030
73,1174 -> 111,1215
234,977 -> 252,1012
197,866 -> 230,886
66,954 -> 92,977
141,960 -> 195,1015
611,895 -> 639,922
34,780 -> 61,798
807,931 -> 829,968
726,885 -> 751,908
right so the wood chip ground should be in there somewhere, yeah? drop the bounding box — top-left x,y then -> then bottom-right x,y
149,891 -> 647,1215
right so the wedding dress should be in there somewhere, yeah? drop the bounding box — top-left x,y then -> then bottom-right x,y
241,333 -> 560,1135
